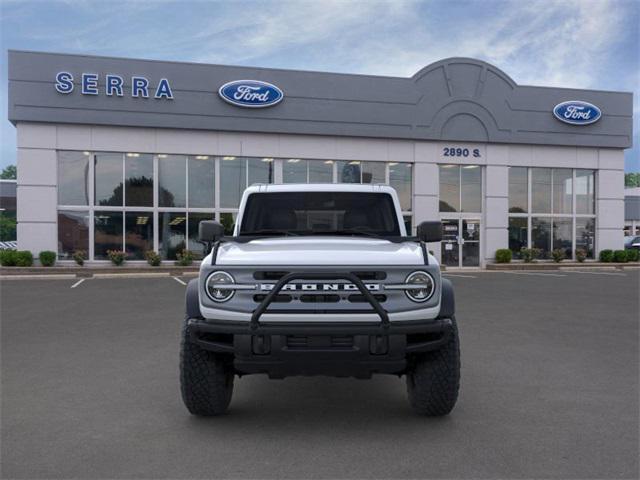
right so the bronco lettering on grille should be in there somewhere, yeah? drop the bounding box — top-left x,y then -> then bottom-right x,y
260,283 -> 380,292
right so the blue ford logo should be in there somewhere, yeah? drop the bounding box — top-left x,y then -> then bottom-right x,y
553,100 -> 601,125
218,80 -> 283,108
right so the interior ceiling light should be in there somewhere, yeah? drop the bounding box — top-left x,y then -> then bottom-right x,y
126,153 -> 140,157
195,155 -> 209,160
222,156 -> 236,161
288,159 -> 300,163
262,158 -> 274,162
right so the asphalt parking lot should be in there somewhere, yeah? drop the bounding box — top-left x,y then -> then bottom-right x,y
1,270 -> 638,479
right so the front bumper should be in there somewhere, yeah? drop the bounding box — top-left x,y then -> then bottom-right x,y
187,317 -> 453,378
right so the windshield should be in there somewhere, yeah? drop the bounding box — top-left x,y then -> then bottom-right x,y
239,191 -> 401,236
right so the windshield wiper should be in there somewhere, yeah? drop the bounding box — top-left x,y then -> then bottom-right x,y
239,229 -> 300,236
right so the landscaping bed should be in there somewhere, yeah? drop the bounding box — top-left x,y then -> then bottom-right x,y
487,262 -> 638,270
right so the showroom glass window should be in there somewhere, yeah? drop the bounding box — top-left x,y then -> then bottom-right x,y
439,165 -> 482,213
56,152 -> 413,260
124,153 -> 153,207
507,168 -> 596,260
58,151 -> 90,206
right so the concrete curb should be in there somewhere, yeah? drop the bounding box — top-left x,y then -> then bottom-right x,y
486,262 -> 638,271
0,266 -> 199,278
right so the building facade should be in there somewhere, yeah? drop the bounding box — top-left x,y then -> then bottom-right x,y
7,51 -> 633,267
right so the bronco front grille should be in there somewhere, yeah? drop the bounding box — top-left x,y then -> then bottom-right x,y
252,271 -> 387,281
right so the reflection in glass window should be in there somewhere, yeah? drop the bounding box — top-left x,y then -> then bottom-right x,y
461,165 -> 481,212
95,153 -> 123,206
309,160 -> 333,183
58,151 -> 90,205
531,217 -> 551,259
390,163 -> 412,211
576,218 -> 595,258
508,167 -> 528,213
249,158 -> 273,185
188,156 -> 215,208
283,159 -> 307,183
361,162 -> 385,184
159,212 -> 186,260
158,155 -> 186,207
553,169 -> 572,214
94,211 -> 123,259
125,212 -> 153,260
338,161 -> 361,183
508,217 -> 527,258
531,168 -> 552,213
220,212 -> 237,236
125,153 -> 153,207
575,170 -> 595,214
439,165 -> 459,212
58,210 -> 89,259
552,217 -> 572,258
188,212 -> 214,259
220,157 -> 246,208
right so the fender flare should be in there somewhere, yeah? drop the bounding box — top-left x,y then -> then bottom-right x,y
437,277 -> 455,319
185,278 -> 203,319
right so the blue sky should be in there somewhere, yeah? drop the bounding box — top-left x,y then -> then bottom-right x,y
1,0 -> 638,171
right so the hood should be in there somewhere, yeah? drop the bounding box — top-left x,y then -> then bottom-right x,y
213,237 -> 428,266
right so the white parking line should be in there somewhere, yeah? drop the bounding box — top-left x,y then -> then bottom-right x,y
173,276 -> 187,286
443,274 -> 477,278
568,270 -> 626,276
70,278 -> 86,288
499,271 -> 566,277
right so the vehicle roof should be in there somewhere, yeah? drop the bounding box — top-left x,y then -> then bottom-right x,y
244,183 -> 397,194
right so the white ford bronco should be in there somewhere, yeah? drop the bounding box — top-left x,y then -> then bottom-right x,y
181,184 -> 460,416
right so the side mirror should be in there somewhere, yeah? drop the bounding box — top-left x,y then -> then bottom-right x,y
417,221 -> 442,243
199,220 -> 224,243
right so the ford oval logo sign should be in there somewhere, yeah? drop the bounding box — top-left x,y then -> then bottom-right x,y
218,80 -> 283,108
553,100 -> 601,125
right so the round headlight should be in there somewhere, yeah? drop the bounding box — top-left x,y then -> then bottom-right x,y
405,271 -> 435,302
205,271 -> 235,302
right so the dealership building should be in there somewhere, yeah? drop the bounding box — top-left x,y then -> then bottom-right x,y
7,50 -> 633,267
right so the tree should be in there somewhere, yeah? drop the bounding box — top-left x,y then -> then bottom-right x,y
625,173 -> 640,188
1,165 -> 16,179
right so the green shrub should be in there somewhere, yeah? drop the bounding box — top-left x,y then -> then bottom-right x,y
520,248 -> 532,263
107,250 -> 127,266
39,250 -> 57,267
575,249 -> 587,263
175,249 -> 194,266
626,249 -> 639,262
495,249 -> 512,263
613,250 -> 628,263
551,249 -> 565,263
599,249 -> 614,262
0,249 -> 18,266
144,250 -> 161,266
15,250 -> 34,267
73,250 -> 87,266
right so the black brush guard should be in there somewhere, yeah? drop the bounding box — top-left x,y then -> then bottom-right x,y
250,271 -> 389,330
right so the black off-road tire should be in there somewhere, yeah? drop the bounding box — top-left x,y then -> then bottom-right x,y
180,318 -> 234,416
406,316 -> 460,416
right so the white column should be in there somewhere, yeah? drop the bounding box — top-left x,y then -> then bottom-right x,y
596,149 -> 625,252
484,165 -> 509,263
16,123 -> 58,257
413,142 -> 440,259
